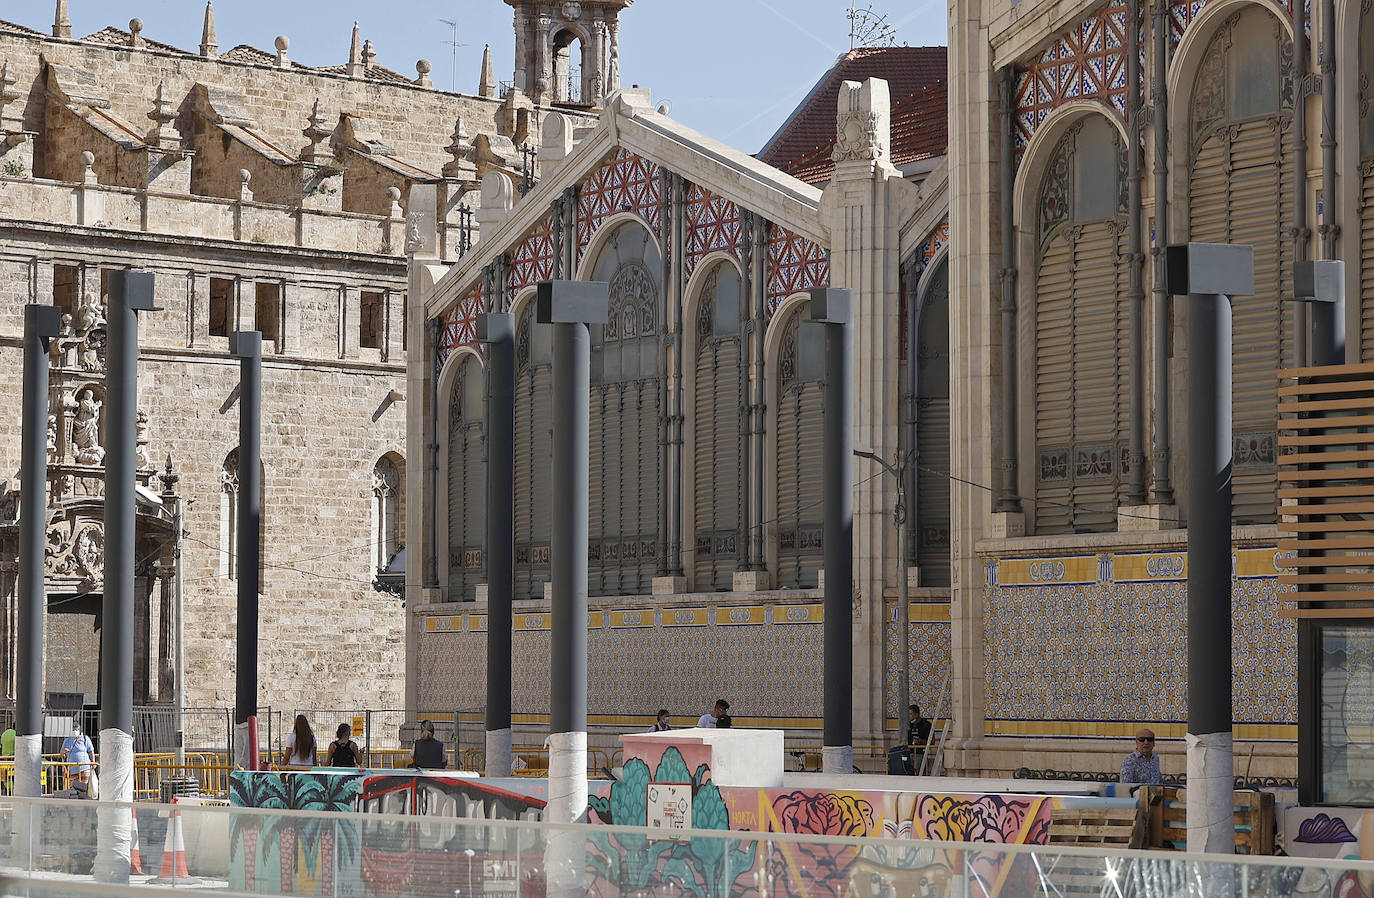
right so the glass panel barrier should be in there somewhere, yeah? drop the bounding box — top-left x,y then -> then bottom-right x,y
0,796 -> 1370,897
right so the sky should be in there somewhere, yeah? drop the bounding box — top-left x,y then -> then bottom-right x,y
15,0 -> 949,154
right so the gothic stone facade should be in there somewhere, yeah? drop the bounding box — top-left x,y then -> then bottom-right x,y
0,9 -> 593,736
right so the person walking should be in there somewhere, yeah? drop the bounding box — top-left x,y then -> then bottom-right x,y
411,720 -> 447,769
282,715 -> 316,768
697,699 -> 729,728
327,723 -> 362,767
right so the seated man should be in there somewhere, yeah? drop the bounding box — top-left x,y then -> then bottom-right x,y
887,704 -> 932,775
1119,728 -> 1163,787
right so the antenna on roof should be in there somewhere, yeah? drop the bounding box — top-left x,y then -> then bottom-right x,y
439,19 -> 468,93
847,2 -> 898,50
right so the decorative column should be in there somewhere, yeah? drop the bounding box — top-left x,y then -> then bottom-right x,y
818,78 -> 919,743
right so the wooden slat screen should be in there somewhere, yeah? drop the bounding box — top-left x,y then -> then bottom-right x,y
1277,361 -> 1374,619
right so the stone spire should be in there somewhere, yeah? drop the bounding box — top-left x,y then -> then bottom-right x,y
362,39 -> 376,71
442,115 -> 475,180
53,0 -> 71,39
347,22 -> 363,79
200,1 -> 218,59
300,98 -> 332,163
479,44 -> 496,98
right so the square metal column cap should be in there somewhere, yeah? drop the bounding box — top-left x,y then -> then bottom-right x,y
229,330 -> 262,359
25,304 -> 61,341
810,287 -> 853,325
1165,243 -> 1254,297
109,269 -> 160,311
536,280 -> 609,324
477,312 -> 515,343
1294,259 -> 1345,304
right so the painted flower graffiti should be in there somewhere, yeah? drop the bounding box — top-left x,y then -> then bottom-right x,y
767,791 -> 875,898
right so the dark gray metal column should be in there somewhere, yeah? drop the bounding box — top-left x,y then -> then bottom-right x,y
538,280 -> 607,825
17,304 -> 59,799
97,269 -> 157,884
811,287 -> 853,774
231,331 -> 262,770
479,312 -> 515,777
1124,0 -> 1147,505
1293,260 -> 1346,805
1167,242 -> 1253,854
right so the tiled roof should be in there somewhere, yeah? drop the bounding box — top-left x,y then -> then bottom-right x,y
773,78 -> 948,186
758,45 -> 946,167
221,44 -> 310,70
0,19 -> 41,36
314,63 -> 414,85
80,26 -> 188,56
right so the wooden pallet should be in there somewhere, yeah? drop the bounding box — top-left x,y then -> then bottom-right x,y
1048,806 -> 1147,849
1142,787 -> 1276,854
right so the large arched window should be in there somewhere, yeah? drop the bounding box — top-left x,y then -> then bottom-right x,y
1033,114 -> 1129,534
1189,6 -> 1294,523
447,355 -> 485,603
775,305 -> 824,588
913,257 -> 951,586
692,261 -> 745,591
587,221 -> 664,596
515,303 -> 553,600
371,453 -> 404,571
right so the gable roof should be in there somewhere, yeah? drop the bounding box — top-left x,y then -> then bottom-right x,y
757,46 -> 946,168
80,25 -> 187,56
0,19 -> 41,36
779,77 -> 948,185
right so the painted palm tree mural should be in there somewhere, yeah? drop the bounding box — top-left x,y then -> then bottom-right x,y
230,771 -> 362,895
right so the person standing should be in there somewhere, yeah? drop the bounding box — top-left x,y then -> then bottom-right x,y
697,699 -> 729,728
282,715 -> 316,768
327,723 -> 362,767
649,709 -> 671,732
61,723 -> 95,791
1120,728 -> 1163,786
412,720 -> 447,769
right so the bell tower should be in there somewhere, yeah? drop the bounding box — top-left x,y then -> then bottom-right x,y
506,0 -> 632,107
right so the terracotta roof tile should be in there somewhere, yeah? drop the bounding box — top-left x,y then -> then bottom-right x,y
774,78 -> 948,186
0,19 -> 41,36
758,45 -> 946,166
79,25 -> 188,56
222,44 -> 310,70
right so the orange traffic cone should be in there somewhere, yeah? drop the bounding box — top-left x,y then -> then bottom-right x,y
129,807 -> 143,875
149,806 -> 199,885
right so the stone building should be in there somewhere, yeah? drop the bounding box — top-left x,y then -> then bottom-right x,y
406,33 -> 954,758
944,0 -> 1343,782
0,0 -> 594,739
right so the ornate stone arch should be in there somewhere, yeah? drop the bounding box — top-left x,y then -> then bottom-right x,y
436,346 -> 485,602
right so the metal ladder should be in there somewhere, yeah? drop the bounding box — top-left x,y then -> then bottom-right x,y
915,670 -> 952,776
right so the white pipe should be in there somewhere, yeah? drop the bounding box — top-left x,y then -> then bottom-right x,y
1186,730 -> 1235,853
93,728 -> 134,884
486,727 -> 512,778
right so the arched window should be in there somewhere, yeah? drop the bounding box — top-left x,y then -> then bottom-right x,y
588,221 -> 664,596
219,448 -> 264,582
552,28 -> 583,103
515,303 -> 553,600
913,257 -> 951,586
775,305 -> 825,588
1033,115 -> 1129,533
1189,6 -> 1294,523
372,454 -> 404,571
692,261 -> 745,591
447,355 -> 485,603
220,450 -> 238,580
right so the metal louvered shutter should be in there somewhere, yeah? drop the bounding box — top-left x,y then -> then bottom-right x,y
1034,223 -> 1128,534
589,378 -> 661,596
514,361 -> 552,601
1360,163 -> 1374,360
1189,117 -> 1293,524
447,366 -> 485,603
915,397 -> 951,585
694,337 -> 743,591
1035,233 -> 1075,533
777,383 -> 824,589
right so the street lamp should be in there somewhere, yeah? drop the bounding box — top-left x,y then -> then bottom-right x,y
853,446 -> 914,740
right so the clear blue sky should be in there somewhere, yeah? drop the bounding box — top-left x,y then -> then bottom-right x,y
27,1 -> 947,154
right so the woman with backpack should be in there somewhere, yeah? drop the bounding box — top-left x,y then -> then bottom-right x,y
327,723 -> 362,768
